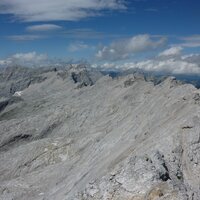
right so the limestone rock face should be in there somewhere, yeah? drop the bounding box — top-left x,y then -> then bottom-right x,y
0,66 -> 200,200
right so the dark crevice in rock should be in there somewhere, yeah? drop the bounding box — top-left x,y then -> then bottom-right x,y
124,78 -> 135,87
154,151 -> 171,182
159,172 -> 170,182
0,96 -> 23,114
71,72 -> 79,84
160,162 -> 171,182
39,120 -> 63,139
0,100 -> 9,113
182,126 -> 193,129
71,71 -> 93,87
76,82 -> 89,89
0,134 -> 32,151
193,93 -> 200,101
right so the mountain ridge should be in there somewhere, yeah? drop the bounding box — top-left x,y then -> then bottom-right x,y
0,65 -> 200,200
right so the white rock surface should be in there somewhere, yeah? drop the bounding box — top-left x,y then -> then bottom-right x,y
13,91 -> 23,97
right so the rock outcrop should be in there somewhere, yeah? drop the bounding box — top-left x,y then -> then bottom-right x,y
0,66 -> 199,200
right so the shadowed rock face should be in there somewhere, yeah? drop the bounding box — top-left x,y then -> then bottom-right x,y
0,65 -> 200,200
68,64 -> 103,87
0,66 -> 51,97
0,64 -> 102,97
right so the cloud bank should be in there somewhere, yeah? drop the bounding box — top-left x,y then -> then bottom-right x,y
96,47 -> 200,75
0,0 -> 126,22
96,34 -> 166,61
116,59 -> 200,75
0,52 -> 48,66
159,46 -> 183,57
1,45 -> 200,75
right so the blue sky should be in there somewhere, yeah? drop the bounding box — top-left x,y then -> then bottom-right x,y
0,0 -> 200,74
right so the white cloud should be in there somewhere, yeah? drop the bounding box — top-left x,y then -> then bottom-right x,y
159,46 -> 183,57
98,62 -> 116,69
181,53 -> 200,64
97,48 -> 200,75
11,52 -> 47,62
100,59 -> 200,75
26,24 -> 62,32
124,59 -> 200,74
67,42 -> 90,52
0,52 -> 48,66
7,35 -> 44,41
96,34 -> 166,61
0,0 -> 126,22
0,60 -> 12,66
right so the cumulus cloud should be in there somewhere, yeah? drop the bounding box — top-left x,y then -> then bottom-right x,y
0,52 -> 48,67
96,47 -> 200,75
96,34 -> 166,61
159,46 -> 183,57
181,53 -> 200,64
26,24 -> 62,32
0,0 -> 126,22
117,59 -> 200,75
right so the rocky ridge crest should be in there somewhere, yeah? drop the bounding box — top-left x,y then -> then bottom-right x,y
0,65 -> 199,200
